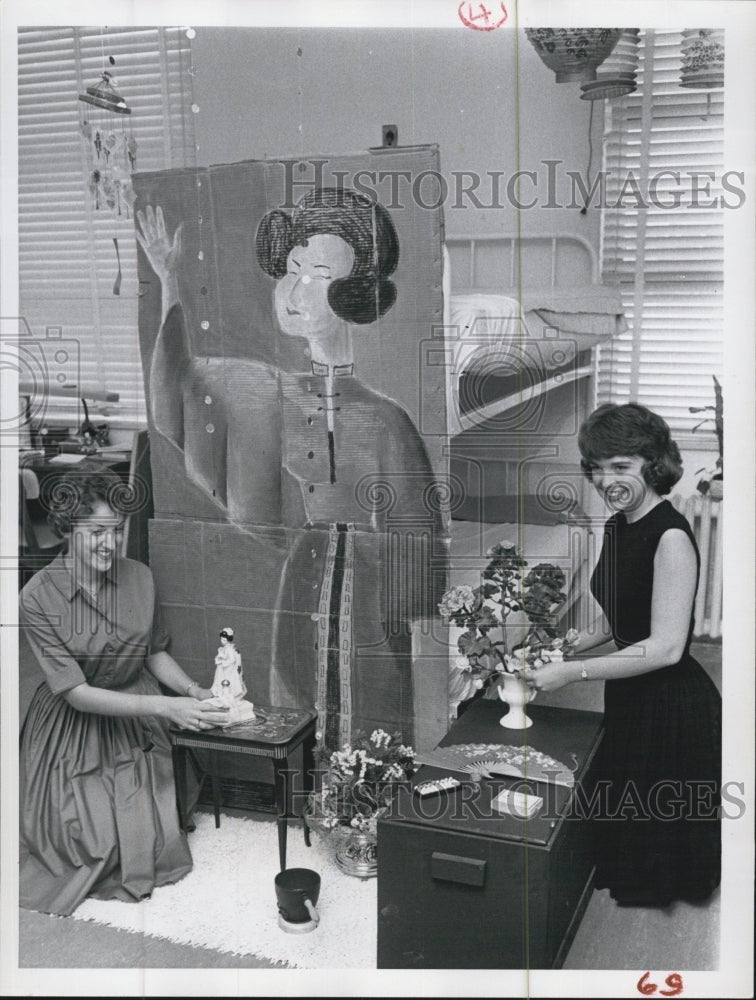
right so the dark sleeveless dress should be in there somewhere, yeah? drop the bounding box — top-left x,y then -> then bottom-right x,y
589,500 -> 721,905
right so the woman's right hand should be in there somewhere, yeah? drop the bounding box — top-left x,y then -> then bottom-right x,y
136,205 -> 182,283
160,696 -> 230,731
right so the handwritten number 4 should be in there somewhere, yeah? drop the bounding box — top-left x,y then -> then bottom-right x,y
458,2 -> 508,30
467,3 -> 492,23
637,971 -> 684,996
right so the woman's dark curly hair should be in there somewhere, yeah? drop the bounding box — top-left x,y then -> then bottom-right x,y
44,463 -> 130,538
255,186 -> 399,325
578,403 -> 683,496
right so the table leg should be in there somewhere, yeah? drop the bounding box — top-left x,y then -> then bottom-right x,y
273,758 -> 289,871
302,729 -> 317,848
172,743 -> 189,832
210,774 -> 222,828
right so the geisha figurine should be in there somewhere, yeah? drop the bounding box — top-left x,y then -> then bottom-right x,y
208,627 -> 256,725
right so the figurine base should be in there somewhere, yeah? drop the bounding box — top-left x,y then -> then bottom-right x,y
208,698 -> 257,728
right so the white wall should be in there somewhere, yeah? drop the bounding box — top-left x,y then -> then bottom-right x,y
676,446 -> 719,498
192,27 -> 603,242
189,26 -> 714,506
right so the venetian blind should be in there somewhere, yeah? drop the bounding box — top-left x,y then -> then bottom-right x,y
598,28 -> 724,439
18,26 -> 195,427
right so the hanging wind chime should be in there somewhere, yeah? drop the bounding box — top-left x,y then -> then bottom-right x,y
77,58 -> 137,219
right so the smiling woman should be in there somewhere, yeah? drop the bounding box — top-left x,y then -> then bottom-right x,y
67,499 -> 125,584
523,404 -> 721,907
586,455 -> 664,519
18,464 -> 230,917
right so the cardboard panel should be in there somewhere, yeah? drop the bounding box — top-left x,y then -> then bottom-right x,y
135,148 -> 450,748
134,147 -> 448,523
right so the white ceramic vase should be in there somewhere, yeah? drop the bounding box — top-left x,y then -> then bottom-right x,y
498,673 -> 536,729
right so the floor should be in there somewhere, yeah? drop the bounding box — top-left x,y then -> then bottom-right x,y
16,879 -> 721,972
13,644 -> 722,972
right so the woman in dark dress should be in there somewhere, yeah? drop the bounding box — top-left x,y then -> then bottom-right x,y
524,403 -> 721,906
19,467 -> 229,916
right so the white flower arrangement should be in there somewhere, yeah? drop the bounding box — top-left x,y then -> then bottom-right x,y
308,730 -> 416,835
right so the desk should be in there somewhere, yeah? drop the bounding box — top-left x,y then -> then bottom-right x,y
21,450 -> 132,482
170,707 -> 317,872
377,700 -> 603,969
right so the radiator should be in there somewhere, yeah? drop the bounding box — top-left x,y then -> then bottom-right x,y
671,493 -> 723,639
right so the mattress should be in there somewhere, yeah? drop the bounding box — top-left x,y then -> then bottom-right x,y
445,285 -> 625,438
448,286 -> 626,371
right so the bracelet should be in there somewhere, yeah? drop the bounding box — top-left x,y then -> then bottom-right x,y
579,661 -> 589,681
185,681 -> 198,696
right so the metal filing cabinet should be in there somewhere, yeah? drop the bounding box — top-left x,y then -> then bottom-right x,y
377,701 -> 603,969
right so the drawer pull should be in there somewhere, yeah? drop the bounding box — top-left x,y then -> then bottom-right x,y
431,851 -> 486,886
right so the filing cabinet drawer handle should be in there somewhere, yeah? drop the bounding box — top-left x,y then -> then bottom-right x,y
431,851 -> 486,887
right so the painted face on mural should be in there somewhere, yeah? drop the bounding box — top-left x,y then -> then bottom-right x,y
274,233 -> 355,338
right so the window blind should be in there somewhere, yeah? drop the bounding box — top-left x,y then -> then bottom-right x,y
598,28 -> 724,440
18,26 -> 195,427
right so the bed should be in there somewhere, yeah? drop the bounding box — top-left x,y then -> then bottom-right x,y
443,230 -> 625,514
412,233 -> 626,741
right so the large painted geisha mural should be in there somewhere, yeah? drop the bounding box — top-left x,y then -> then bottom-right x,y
133,149 -> 449,750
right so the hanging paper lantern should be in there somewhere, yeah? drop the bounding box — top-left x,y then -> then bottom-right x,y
580,28 -> 640,101
525,28 -> 622,83
680,29 -> 724,89
78,69 -> 137,218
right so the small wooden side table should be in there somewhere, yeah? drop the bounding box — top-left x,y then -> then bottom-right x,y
170,706 -> 317,872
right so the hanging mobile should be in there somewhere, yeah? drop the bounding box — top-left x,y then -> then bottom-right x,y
78,53 -> 137,221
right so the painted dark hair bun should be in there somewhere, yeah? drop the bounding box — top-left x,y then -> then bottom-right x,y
255,186 -> 400,324
255,210 -> 292,279
328,276 -> 397,326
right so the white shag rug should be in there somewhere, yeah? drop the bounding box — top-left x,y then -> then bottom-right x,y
71,813 -> 377,968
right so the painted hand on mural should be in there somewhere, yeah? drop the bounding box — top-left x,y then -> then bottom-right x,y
136,204 -> 181,279
136,205 -> 182,321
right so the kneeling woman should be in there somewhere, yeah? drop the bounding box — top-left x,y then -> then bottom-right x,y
525,404 -> 721,907
19,466 -> 229,916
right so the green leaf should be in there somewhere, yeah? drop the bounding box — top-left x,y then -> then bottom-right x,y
476,606 -> 500,628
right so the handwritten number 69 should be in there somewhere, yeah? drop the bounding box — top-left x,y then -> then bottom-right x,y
637,971 -> 684,996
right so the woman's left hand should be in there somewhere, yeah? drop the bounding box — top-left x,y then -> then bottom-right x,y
523,661 -> 572,694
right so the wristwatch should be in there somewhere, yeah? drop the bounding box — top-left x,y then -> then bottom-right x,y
185,681 -> 198,696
